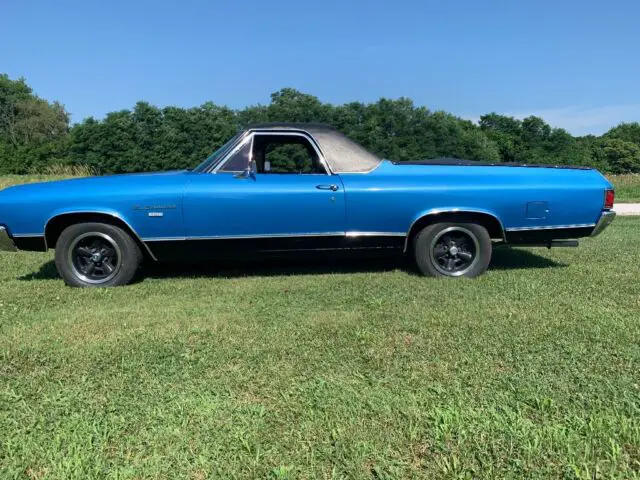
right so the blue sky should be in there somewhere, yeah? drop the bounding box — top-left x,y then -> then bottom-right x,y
3,0 -> 639,135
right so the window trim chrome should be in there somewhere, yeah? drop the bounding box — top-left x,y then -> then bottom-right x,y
212,130 -> 333,176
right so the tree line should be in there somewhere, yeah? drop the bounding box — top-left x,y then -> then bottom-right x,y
1,73 -> 639,175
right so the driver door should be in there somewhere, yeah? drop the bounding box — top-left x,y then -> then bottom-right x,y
183,132 -> 346,252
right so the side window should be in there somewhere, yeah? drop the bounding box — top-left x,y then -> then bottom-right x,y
220,140 -> 251,172
265,144 -> 314,173
252,135 -> 325,174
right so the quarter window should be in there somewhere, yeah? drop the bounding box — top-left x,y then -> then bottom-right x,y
220,140 -> 251,172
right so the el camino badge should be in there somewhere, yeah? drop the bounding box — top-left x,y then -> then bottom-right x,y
134,204 -> 176,211
134,204 -> 175,218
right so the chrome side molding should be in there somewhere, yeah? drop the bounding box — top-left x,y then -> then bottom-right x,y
505,223 -> 596,232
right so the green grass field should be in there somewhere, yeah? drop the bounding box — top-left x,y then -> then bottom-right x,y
0,175 -> 72,190
609,174 -> 640,203
1,174 -> 639,478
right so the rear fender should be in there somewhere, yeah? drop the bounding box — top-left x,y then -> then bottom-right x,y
405,207 -> 506,252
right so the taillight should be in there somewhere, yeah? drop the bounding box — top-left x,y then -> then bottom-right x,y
604,189 -> 615,209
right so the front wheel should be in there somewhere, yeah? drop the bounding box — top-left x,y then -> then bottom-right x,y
55,223 -> 142,287
413,222 -> 492,278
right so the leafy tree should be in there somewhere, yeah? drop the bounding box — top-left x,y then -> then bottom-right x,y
479,113 -> 523,162
594,138 -> 640,174
2,73 -> 640,175
603,122 -> 640,146
0,74 -> 33,147
265,88 -> 332,124
70,102 -> 237,173
480,113 -> 593,167
0,74 -> 70,173
333,99 -> 499,162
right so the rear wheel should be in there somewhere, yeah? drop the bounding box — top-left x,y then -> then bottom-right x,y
413,222 -> 492,278
55,223 -> 142,287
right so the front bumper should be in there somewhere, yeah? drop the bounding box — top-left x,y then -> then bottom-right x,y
590,210 -> 616,237
0,227 -> 17,252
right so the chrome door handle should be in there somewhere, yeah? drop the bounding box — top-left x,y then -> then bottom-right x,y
316,184 -> 339,191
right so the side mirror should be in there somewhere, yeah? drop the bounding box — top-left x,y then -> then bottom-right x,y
234,160 -> 257,179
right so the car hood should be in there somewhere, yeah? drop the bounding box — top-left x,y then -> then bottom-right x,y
0,170 -> 193,197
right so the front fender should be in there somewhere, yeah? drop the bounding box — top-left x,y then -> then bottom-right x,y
43,208 -> 160,260
0,172 -> 188,247
45,207 -> 138,235
6,200 -> 183,241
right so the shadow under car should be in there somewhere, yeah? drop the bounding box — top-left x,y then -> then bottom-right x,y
18,247 -> 565,282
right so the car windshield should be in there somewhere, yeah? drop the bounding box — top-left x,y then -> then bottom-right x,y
193,134 -> 242,173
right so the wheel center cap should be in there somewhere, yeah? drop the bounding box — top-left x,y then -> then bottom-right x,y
449,246 -> 459,256
92,253 -> 102,262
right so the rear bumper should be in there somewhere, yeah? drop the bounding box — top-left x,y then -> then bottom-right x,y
590,210 -> 616,237
0,227 -> 17,252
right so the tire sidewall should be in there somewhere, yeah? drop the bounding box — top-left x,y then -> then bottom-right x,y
413,222 -> 492,278
55,223 -> 142,287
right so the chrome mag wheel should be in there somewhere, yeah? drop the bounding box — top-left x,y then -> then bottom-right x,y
429,226 -> 480,277
68,232 -> 122,284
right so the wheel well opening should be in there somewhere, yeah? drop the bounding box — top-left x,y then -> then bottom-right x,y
45,213 -> 154,261
406,212 -> 504,250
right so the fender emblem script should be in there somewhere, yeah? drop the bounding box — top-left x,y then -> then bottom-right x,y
134,204 -> 177,211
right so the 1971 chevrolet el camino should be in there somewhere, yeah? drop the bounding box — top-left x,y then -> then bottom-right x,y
0,123 -> 616,287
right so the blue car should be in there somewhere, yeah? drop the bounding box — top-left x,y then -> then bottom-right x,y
0,123 -> 616,287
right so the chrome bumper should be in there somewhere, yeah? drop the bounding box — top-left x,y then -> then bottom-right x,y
0,227 -> 17,252
590,210 -> 616,237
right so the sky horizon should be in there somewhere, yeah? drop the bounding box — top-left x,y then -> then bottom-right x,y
3,0 -> 639,136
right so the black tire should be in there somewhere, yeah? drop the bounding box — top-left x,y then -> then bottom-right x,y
54,222 -> 142,287
413,222 -> 492,278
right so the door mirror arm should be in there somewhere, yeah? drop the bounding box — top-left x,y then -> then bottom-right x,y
234,160 -> 257,180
